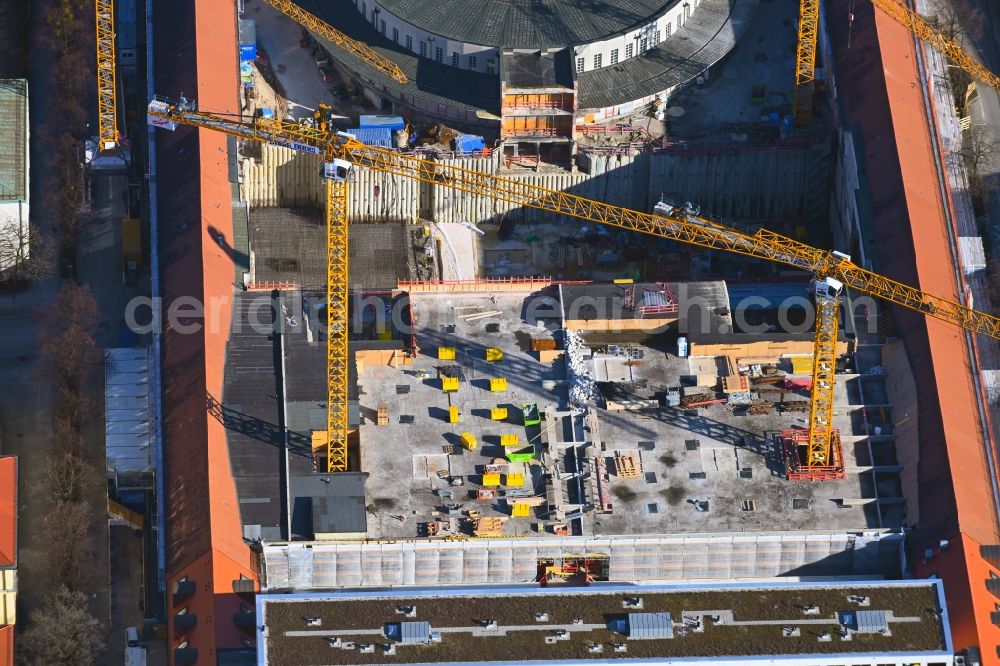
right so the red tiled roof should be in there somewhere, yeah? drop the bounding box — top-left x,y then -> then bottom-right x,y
153,0 -> 257,663
829,0 -> 1000,660
0,458 -> 15,568
0,625 -> 12,666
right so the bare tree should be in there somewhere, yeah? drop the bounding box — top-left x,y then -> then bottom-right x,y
962,124 -> 999,205
18,585 -> 106,666
37,283 -> 101,393
46,450 -> 96,504
0,217 -> 55,285
42,500 -> 93,584
963,124 -> 998,176
929,0 -> 984,44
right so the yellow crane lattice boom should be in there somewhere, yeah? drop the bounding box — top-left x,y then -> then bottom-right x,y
260,0 -> 408,84
148,100 -> 1000,475
96,0 -> 118,150
872,0 -> 1000,95
325,179 -> 350,472
793,0 -> 820,127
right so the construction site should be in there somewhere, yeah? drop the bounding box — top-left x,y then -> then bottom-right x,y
45,0 -> 1000,662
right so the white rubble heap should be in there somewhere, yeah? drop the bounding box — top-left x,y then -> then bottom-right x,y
563,329 -> 596,404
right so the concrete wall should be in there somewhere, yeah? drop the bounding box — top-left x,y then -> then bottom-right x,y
649,148 -> 815,220
243,146 -> 817,228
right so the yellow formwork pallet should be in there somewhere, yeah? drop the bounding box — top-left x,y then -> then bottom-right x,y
485,348 -> 503,362
460,432 -> 477,450
500,434 -> 519,447
490,407 -> 508,421
489,377 -> 508,392
482,472 -> 501,486
505,472 -> 525,487
442,376 -> 460,392
438,346 -> 456,360
511,502 -> 530,517
448,406 -> 460,423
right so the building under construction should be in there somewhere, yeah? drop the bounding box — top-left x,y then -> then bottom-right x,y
144,0 -> 1000,664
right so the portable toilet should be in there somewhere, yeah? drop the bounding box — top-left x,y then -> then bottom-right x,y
438,346 -> 456,360
489,377 -> 508,392
448,406 -> 460,423
459,432 -> 477,451
490,407 -> 508,421
442,376 -> 460,392
500,434 -> 519,447
485,348 -> 503,362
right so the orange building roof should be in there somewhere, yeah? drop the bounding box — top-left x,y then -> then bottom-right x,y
830,0 -> 1000,661
0,457 -> 15,568
0,625 -> 12,666
154,0 -> 256,663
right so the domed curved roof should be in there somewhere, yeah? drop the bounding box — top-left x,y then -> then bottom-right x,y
375,0 -> 677,49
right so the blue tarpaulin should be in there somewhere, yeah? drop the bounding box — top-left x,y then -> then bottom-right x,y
454,134 -> 486,153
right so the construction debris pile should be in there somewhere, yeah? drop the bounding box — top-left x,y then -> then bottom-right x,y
563,329 -> 596,404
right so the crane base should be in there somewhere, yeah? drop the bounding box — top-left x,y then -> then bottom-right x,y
781,429 -> 846,481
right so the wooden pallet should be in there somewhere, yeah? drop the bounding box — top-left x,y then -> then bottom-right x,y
614,454 -> 641,478
377,403 -> 389,425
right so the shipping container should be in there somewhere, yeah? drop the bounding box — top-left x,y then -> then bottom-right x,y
345,127 -> 393,148
358,114 -> 405,131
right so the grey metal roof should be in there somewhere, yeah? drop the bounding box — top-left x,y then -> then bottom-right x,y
502,51 -> 573,89
400,620 -> 431,644
577,0 -> 757,110
105,348 -> 154,474
854,610 -> 889,634
376,0 -> 677,48
627,611 -> 673,638
292,472 -> 369,537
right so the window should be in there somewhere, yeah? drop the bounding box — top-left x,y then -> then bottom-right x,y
392,27 -> 399,42
420,41 -> 427,57
380,19 -> 386,34
684,3 -> 691,20
625,43 -> 634,59
451,52 -> 460,67
576,57 -> 584,73
435,46 -> 443,62
653,30 -> 661,45
486,58 -> 495,74
593,53 -> 602,69
468,55 -> 477,70
665,22 -> 672,37
406,35 -> 413,51
610,48 -> 618,65
640,37 -> 648,52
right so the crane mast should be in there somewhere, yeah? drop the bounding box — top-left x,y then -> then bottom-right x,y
793,0 -> 820,127
95,0 -> 118,150
148,99 -> 1000,479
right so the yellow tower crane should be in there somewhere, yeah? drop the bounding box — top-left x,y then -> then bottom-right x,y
870,0 -> 1000,94
794,0 -> 1000,127
147,98 -> 1000,478
95,0 -> 118,150
260,0 -> 408,84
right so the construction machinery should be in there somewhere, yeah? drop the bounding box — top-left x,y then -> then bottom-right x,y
794,0 -> 1000,126
260,0 -> 408,84
147,98 -> 1000,479
95,0 -> 118,149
